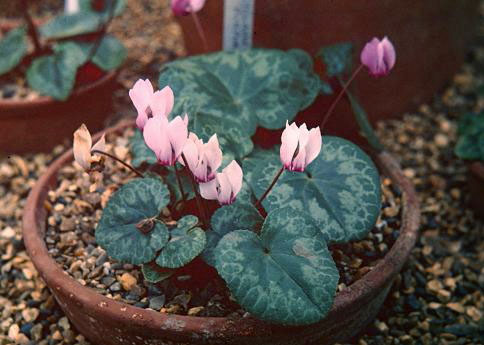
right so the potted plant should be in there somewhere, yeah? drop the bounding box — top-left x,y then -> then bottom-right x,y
23,35 -> 420,344
454,111 -> 484,218
0,0 -> 126,153
174,0 -> 479,142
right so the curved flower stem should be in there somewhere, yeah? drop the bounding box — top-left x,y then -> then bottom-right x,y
174,164 -> 186,202
191,11 -> 208,52
181,154 -> 208,228
255,167 -> 284,209
20,0 -> 42,54
91,150 -> 144,178
320,64 -> 364,129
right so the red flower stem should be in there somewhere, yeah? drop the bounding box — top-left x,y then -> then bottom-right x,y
20,0 -> 42,54
191,11 -> 208,52
174,164 -> 187,202
181,153 -> 209,228
254,167 -> 284,209
320,64 -> 364,129
91,150 -> 144,178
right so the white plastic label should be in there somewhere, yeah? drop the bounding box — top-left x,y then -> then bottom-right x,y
223,0 -> 255,51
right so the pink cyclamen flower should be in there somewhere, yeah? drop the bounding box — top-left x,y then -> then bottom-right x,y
143,115 -> 189,166
181,133 -> 223,183
199,160 -> 243,205
129,79 -> 174,130
171,0 -> 206,16
360,37 -> 396,77
73,124 -> 105,171
280,121 -> 322,172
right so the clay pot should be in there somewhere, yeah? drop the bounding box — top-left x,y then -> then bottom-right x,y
468,161 -> 484,219
176,0 -> 479,141
23,120 -> 420,345
0,21 -> 118,154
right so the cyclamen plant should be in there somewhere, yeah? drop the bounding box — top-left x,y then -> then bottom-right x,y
73,36 -> 396,326
0,0 -> 126,100
454,111 -> 484,162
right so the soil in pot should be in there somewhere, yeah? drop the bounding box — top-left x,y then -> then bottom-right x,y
44,127 -> 403,319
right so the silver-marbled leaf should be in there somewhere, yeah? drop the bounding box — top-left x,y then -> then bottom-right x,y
95,178 -> 170,265
214,207 -> 338,325
156,215 -> 206,269
244,136 -> 381,243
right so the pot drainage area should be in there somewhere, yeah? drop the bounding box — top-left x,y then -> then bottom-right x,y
1,1 -> 483,344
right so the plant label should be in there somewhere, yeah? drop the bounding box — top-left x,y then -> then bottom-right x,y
223,0 -> 255,51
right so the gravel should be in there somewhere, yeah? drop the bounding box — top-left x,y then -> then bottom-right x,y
0,0 -> 483,344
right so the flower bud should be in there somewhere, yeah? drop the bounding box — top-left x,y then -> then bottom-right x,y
171,0 -> 206,16
360,37 -> 396,77
73,124 -> 105,171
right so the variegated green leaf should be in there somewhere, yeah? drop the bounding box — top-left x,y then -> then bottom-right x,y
455,112 -> 484,161
202,202 -> 263,266
158,48 -> 320,158
0,27 -> 27,75
141,263 -> 175,283
156,216 -> 206,269
244,136 -> 381,243
317,42 -> 353,77
214,207 -> 338,325
96,178 -> 170,265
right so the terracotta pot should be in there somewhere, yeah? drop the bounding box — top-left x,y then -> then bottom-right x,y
23,120 -> 420,345
177,0 -> 479,142
0,21 -> 118,154
468,161 -> 484,219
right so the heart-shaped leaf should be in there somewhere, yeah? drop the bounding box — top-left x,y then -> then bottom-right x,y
54,36 -> 126,72
40,12 -> 102,40
244,136 -> 381,243
141,263 -> 175,283
129,130 -> 158,167
79,0 -> 126,18
317,42 -> 353,77
202,201 -> 263,266
26,50 -> 79,100
0,27 -> 27,75
156,215 -> 206,269
158,48 -> 320,158
214,207 -> 338,325
96,178 -> 170,265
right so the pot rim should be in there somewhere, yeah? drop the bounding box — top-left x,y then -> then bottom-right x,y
22,119 -> 420,338
0,20 -> 117,115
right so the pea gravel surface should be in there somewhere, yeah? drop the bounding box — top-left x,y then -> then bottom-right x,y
1,0 -> 483,344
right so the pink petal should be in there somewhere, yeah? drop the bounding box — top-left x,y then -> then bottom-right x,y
143,117 -> 171,164
167,116 -> 189,161
381,37 -> 396,71
129,79 -> 153,115
223,160 -> 243,197
190,0 -> 206,12
216,172 -> 233,205
304,128 -> 322,167
199,179 -> 218,200
193,158 -> 208,183
135,112 -> 148,130
205,134 -> 223,173
291,147 -> 307,172
360,38 -> 380,75
181,137 -> 199,170
73,124 -> 92,170
280,121 -> 299,168
151,86 -> 174,118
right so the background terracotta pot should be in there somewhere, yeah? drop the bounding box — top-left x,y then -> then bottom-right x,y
177,0 -> 479,142
23,120 -> 420,345
0,21 -> 118,154
468,161 -> 484,219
